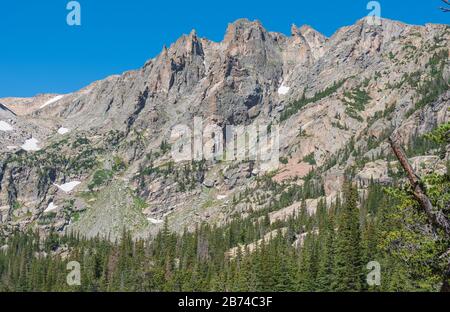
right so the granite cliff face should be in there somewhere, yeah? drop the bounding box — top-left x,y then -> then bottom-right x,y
0,18 -> 448,240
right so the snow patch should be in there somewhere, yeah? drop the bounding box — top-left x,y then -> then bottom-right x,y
216,195 -> 227,200
54,181 -> 81,193
0,121 -> 13,132
7,146 -> 17,150
40,95 -> 64,109
57,127 -> 70,135
44,202 -> 58,213
21,138 -> 41,151
277,85 -> 290,95
147,218 -> 164,225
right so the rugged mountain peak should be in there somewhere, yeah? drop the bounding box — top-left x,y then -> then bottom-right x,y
291,24 -> 324,39
189,29 -> 197,37
141,28 -> 207,96
1,17 -> 449,244
290,23 -> 300,37
299,24 -> 326,39
187,29 -> 204,57
167,30 -> 204,58
289,24 -> 327,61
340,17 -> 407,43
224,18 -> 267,44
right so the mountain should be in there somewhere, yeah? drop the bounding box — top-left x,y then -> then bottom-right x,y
0,17 -> 448,241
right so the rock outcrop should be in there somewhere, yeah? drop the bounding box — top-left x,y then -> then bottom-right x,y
0,18 -> 448,239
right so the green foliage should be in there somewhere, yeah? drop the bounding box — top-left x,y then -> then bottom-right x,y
88,169 -> 113,190
342,86 -> 371,121
106,130 -> 126,147
72,136 -> 90,148
0,172 -> 446,292
332,183 -> 363,291
406,50 -> 449,117
331,121 -> 348,130
139,160 -> 206,192
425,121 -> 450,145
378,121 -> 450,290
302,153 -> 316,166
279,157 -> 289,165
72,211 -> 82,222
280,79 -> 347,122
379,187 -> 446,291
160,140 -> 171,154
133,196 -> 149,211
11,201 -> 22,210
406,130 -> 441,158
8,135 -> 101,179
37,212 -> 57,225
0,123 -> 448,292
112,156 -> 126,172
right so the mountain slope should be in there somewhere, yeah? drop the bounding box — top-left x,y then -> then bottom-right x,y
0,18 -> 448,240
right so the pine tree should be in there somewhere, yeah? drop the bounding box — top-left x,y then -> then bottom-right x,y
316,210 -> 335,291
297,232 -> 317,291
332,182 -> 363,291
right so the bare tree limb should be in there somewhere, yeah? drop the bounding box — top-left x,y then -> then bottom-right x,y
441,0 -> 450,11
440,249 -> 450,292
389,134 -> 450,291
389,135 -> 450,237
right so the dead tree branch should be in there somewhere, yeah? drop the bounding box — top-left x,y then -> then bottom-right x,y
389,134 -> 450,291
388,135 -> 450,237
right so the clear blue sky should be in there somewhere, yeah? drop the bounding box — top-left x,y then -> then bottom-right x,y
0,0 -> 447,97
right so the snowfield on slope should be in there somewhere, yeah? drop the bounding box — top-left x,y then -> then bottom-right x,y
21,138 -> 41,151
0,121 -> 13,131
147,217 -> 164,225
44,202 -> 58,213
54,181 -> 81,193
40,95 -> 64,109
277,84 -> 290,95
57,127 -> 70,135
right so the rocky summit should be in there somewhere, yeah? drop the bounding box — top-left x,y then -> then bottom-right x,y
0,17 -> 449,241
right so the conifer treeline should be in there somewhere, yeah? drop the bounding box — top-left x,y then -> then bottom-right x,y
0,180 -> 445,292
2,122 -> 449,291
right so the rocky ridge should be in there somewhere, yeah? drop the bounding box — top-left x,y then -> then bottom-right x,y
0,17 -> 448,240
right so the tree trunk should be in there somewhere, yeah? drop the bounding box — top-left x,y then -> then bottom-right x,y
389,135 -> 450,292
441,270 -> 450,292
388,136 -> 450,237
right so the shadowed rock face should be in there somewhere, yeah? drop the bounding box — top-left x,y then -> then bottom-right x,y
0,18 -> 449,240
0,103 -> 16,117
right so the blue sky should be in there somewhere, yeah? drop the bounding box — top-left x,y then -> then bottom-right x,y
0,0 -> 447,97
